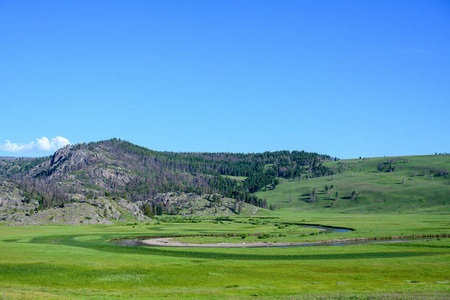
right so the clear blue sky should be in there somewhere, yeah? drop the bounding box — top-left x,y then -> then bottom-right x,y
1,0 -> 449,158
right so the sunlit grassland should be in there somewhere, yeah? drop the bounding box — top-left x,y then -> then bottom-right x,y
0,217 -> 449,299
167,213 -> 450,243
256,155 -> 450,214
0,155 -> 449,299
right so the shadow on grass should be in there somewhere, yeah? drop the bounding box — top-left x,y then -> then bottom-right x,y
28,234 -> 437,261
2,239 -> 20,242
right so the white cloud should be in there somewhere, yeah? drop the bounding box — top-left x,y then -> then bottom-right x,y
51,136 -> 70,149
36,137 -> 52,151
0,140 -> 33,153
0,136 -> 70,154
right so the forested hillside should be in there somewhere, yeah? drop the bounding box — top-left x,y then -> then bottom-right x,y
0,139 -> 333,216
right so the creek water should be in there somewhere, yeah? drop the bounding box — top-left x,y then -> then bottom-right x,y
110,224 -> 404,248
110,224 -> 435,248
297,224 -> 353,234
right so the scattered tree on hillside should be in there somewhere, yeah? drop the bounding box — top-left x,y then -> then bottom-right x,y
325,185 -> 329,197
310,188 -> 318,202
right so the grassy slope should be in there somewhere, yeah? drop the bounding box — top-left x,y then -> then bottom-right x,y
256,155 -> 450,214
0,155 -> 449,299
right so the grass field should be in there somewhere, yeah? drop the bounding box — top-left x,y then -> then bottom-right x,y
256,155 -> 450,214
0,214 -> 449,299
0,155 -> 449,299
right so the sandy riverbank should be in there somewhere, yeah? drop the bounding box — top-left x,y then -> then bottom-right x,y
140,237 -> 305,248
138,235 -> 444,248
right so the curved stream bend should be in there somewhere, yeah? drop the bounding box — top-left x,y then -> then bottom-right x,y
112,223 -> 357,248
110,224 -> 446,248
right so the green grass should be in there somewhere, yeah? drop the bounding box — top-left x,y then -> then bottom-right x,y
256,155 -> 450,214
0,154 -> 449,299
222,175 -> 247,181
0,214 -> 449,299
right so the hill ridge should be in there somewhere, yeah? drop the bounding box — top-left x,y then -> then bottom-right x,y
0,138 -> 333,224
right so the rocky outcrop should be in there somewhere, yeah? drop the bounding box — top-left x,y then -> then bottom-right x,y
1,139 -> 270,225
137,192 -> 261,217
0,181 -> 150,225
27,143 -> 139,193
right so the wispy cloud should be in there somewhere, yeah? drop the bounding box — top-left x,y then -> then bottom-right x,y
397,48 -> 434,56
0,136 -> 70,154
413,49 -> 433,55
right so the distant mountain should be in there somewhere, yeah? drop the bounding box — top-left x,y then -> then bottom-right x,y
0,139 -> 333,224
0,156 -> 34,161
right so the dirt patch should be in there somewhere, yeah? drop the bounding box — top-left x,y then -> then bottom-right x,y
140,237 -> 303,248
138,235 -> 448,248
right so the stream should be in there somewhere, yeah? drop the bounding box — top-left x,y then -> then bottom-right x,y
296,224 -> 353,234
110,223 -> 425,248
111,223 -> 442,248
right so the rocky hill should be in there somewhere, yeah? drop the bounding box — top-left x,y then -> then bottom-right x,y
0,139 -> 332,225
0,179 -> 148,225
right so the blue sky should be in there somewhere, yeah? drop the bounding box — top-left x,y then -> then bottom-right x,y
1,0 -> 449,158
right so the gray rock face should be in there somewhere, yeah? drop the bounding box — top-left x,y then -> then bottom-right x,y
26,144 -> 136,194
137,192 -> 260,217
0,180 -> 150,225
1,140 -> 268,225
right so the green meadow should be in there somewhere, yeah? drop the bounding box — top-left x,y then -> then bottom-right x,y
1,155 -> 449,299
1,215 -> 449,299
256,155 -> 450,214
